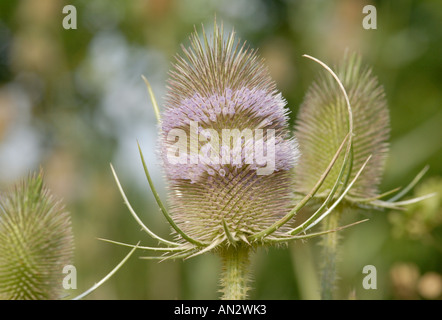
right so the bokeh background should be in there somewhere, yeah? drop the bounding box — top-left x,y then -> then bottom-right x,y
0,0 -> 441,300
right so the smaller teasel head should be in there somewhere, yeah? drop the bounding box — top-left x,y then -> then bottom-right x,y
294,53 -> 390,204
0,171 -> 74,300
294,53 -> 432,211
159,23 -> 299,245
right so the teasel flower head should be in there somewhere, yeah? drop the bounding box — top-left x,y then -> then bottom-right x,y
159,23 -> 300,245
0,171 -> 74,300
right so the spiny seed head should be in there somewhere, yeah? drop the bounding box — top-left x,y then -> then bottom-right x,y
159,23 -> 299,244
0,172 -> 74,300
294,53 -> 390,200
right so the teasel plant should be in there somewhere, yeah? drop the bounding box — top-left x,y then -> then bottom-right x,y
99,21 -> 379,300
294,52 -> 435,300
0,171 -> 74,300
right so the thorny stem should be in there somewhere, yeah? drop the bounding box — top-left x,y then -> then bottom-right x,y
320,206 -> 343,300
219,245 -> 251,300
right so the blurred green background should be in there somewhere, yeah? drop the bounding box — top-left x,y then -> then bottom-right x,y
0,0 -> 441,300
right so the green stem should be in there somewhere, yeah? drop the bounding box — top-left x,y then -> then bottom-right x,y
320,207 -> 342,300
219,245 -> 251,300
